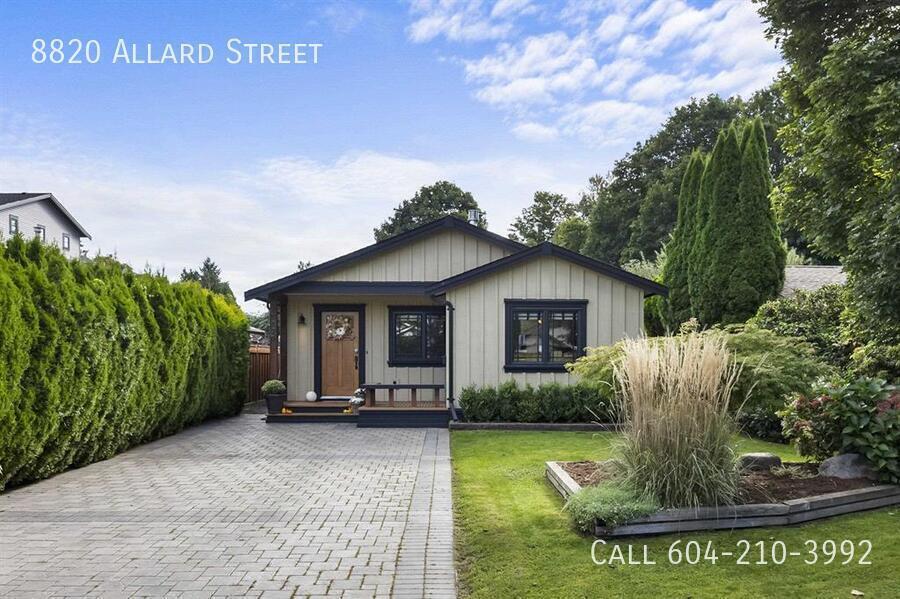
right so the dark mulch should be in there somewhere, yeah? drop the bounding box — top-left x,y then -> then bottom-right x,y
559,461 -> 878,505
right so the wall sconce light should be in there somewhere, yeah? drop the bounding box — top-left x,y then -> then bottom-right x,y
298,314 -> 307,325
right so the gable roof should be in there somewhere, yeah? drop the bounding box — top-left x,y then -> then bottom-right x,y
244,216 -> 524,301
0,192 -> 92,239
427,241 -> 668,296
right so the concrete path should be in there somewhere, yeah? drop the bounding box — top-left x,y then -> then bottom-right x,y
0,416 -> 455,598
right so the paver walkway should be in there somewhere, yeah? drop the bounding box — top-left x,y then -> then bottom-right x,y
0,416 -> 455,598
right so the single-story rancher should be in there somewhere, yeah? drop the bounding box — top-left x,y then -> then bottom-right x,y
245,214 -> 666,426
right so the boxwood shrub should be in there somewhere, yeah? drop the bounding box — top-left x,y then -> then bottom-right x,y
0,236 -> 248,490
459,380 -> 615,423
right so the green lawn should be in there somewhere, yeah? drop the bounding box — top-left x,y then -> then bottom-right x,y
452,431 -> 899,599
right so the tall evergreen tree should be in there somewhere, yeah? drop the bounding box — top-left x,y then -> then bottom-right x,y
690,124 -> 743,325
661,151 -> 705,329
720,118 -> 786,322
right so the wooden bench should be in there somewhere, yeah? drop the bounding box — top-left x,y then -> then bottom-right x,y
359,383 -> 444,408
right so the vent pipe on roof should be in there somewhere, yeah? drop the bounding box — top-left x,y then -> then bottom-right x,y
467,208 -> 481,225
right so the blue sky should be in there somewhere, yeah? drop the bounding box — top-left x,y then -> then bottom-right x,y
0,0 -> 781,310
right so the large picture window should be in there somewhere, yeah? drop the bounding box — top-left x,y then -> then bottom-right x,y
388,306 -> 446,366
505,300 -> 587,372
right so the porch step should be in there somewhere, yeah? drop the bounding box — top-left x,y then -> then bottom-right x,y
266,412 -> 357,423
283,400 -> 348,414
357,407 -> 450,428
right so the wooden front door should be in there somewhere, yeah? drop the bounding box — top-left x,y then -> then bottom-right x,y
321,310 -> 361,397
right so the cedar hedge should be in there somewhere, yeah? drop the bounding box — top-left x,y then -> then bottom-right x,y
0,236 -> 249,490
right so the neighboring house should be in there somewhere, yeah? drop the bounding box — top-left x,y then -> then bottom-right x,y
781,265 -> 846,298
245,215 -> 665,426
0,192 -> 91,255
248,326 -> 268,345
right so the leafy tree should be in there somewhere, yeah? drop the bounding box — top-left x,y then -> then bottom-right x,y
661,151 -> 705,328
180,257 -> 235,302
582,90 -> 791,264
756,0 -> 900,348
509,191 -> 576,245
552,217 -> 589,253
626,181 -> 677,261
374,180 -> 485,241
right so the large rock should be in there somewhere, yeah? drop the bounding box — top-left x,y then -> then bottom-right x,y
819,453 -> 878,480
737,452 -> 782,472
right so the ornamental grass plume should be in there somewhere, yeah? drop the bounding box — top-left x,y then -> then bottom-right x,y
615,334 -> 742,508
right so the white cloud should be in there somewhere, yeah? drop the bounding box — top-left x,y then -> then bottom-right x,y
559,100 -> 666,146
627,73 -> 684,102
0,113 -> 586,309
511,121 -> 559,142
595,14 -> 629,43
413,0 -> 782,145
407,0 -> 518,43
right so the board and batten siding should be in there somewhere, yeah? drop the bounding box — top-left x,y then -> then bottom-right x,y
285,295 -> 445,402
319,229 -> 514,282
447,256 -> 645,388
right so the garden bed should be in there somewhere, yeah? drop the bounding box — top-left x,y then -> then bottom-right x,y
547,461 -> 900,537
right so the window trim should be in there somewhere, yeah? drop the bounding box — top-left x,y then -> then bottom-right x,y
8,215 -> 18,235
62,233 -> 71,251
388,305 -> 446,367
504,299 -> 588,372
34,224 -> 45,242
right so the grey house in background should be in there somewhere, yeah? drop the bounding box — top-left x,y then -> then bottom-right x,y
0,193 -> 91,255
781,265 -> 846,297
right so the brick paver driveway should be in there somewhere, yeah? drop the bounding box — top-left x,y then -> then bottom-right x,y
0,416 -> 455,598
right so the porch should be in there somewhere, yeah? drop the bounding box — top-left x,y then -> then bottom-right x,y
265,384 -> 452,428
263,291 -> 454,428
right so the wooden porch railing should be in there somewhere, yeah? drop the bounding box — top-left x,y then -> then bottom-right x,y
360,383 -> 445,408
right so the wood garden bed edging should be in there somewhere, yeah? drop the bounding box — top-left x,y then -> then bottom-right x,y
546,461 -> 900,538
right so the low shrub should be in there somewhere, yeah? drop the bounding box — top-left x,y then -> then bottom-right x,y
780,378 -> 899,483
615,335 -> 741,508
751,285 -> 852,370
458,381 -> 615,423
564,483 -> 659,532
569,325 -> 833,441
735,406 -> 785,443
753,284 -> 900,382
261,379 -> 286,395
0,237 -> 248,490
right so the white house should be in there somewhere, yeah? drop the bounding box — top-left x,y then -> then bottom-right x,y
0,193 -> 91,255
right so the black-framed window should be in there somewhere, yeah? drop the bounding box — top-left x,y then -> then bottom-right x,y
388,306 -> 446,366
504,300 -> 587,372
8,215 -> 18,235
62,233 -> 71,251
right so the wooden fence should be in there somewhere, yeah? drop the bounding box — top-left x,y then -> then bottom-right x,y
247,345 -> 271,403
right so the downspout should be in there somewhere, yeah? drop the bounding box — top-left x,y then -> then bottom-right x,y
443,299 -> 458,421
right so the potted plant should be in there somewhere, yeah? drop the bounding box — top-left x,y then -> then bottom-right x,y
261,379 -> 287,414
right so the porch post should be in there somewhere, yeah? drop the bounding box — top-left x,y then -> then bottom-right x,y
268,294 -> 288,382
279,295 -> 288,382
268,296 -> 280,380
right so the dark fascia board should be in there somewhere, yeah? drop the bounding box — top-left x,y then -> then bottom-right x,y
283,281 -> 438,295
427,242 -> 668,296
244,216 -> 525,301
1,193 -> 92,239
